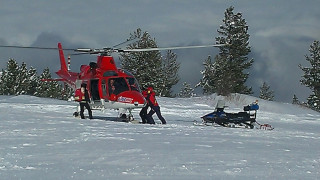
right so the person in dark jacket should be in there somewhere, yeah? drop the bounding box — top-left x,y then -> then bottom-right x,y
139,89 -> 149,124
75,83 -> 93,119
145,86 -> 166,124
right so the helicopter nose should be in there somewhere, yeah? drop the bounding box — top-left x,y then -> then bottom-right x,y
117,91 -> 145,105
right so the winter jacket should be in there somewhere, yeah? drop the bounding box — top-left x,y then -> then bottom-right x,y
142,90 -> 148,98
75,88 -> 90,103
146,91 -> 158,108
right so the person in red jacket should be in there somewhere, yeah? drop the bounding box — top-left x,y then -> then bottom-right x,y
145,86 -> 166,124
75,83 -> 93,119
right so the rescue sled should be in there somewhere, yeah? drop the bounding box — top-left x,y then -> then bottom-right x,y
195,100 -> 273,130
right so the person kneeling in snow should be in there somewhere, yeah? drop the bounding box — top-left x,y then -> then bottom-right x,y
145,86 -> 166,124
75,83 -> 93,119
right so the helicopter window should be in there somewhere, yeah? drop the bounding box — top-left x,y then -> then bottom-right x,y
103,71 -> 118,77
108,78 -> 129,95
126,77 -> 140,92
123,70 -> 134,76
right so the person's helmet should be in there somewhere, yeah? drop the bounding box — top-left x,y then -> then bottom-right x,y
147,86 -> 153,93
81,83 -> 87,88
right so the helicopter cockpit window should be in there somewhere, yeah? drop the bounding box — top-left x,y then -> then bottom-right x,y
103,71 -> 118,77
108,78 -> 129,95
126,77 -> 140,92
124,70 -> 134,77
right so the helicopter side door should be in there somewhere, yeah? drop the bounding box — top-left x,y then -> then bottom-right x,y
90,79 -> 100,101
101,79 -> 108,98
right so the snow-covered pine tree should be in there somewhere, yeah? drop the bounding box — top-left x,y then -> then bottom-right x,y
177,82 -> 195,98
0,59 -> 38,96
158,50 -> 180,97
60,83 -> 74,100
306,94 -> 320,111
196,55 -> 216,94
36,67 -> 62,98
27,67 -> 39,96
120,28 -> 163,93
16,62 -> 29,95
299,40 -> 320,111
214,6 -> 253,96
0,70 -> 5,95
0,58 -> 20,95
120,28 -> 180,96
259,82 -> 274,101
0,69 -> 6,95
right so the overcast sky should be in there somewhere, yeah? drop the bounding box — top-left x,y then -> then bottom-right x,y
1,0 -> 319,102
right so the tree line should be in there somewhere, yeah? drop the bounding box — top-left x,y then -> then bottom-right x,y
0,58 -> 73,100
0,6 -> 319,111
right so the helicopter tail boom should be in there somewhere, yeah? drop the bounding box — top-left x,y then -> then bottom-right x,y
55,43 -> 77,88
58,43 -> 68,72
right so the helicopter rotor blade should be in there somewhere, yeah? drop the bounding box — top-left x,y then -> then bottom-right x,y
0,45 -> 75,51
112,37 -> 140,49
1,42 -> 228,55
120,44 -> 227,52
74,48 -> 107,54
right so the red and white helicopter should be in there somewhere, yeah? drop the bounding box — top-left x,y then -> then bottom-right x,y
1,41 -> 224,120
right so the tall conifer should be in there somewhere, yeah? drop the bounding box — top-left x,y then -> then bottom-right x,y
0,58 -> 20,95
299,40 -> 320,111
120,28 -> 180,96
209,6 -> 253,96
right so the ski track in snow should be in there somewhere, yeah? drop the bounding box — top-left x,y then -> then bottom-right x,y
0,95 -> 319,180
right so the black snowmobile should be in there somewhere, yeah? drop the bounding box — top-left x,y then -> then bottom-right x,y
195,100 -> 273,130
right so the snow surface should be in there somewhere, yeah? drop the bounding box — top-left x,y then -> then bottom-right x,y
0,94 -> 319,180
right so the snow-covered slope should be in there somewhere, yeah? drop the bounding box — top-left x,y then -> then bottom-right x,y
0,95 -> 319,180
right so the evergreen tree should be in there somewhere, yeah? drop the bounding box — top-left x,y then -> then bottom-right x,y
177,82 -> 195,98
36,67 -> 62,98
120,28 -> 163,93
299,40 -> 320,111
306,94 -> 320,111
60,83 -> 74,100
259,82 -> 274,101
0,59 -> 37,96
27,67 -> 39,96
16,62 -> 29,95
0,58 -> 71,100
0,58 -> 20,95
158,50 -> 180,97
212,6 -> 253,96
292,94 -> 300,105
120,28 -> 180,96
0,70 -> 4,95
0,69 -> 5,95
196,55 -> 216,94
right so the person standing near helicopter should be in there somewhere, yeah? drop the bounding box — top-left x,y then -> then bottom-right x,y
145,86 -> 166,124
75,83 -> 93,119
139,88 -> 149,124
